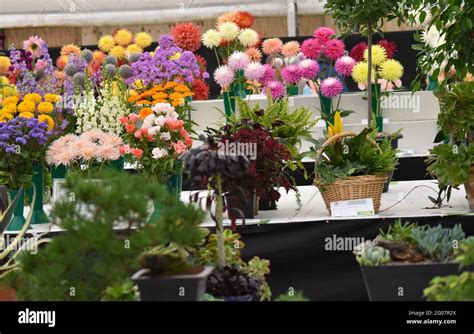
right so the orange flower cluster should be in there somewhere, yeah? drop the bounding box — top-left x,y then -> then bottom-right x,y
128,82 -> 193,110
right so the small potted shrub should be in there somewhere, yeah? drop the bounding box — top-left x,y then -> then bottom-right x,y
355,221 -> 468,301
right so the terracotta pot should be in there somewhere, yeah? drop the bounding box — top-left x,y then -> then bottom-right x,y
464,167 -> 474,209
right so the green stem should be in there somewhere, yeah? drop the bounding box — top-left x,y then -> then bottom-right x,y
367,23 -> 373,124
215,173 -> 225,268
213,48 -> 221,67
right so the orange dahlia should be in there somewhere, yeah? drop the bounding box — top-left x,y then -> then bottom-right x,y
170,22 -> 202,52
60,44 -> 81,57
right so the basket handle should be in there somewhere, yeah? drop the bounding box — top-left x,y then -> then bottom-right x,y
315,131 -> 381,160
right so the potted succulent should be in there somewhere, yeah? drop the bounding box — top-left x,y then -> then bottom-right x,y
355,221 -> 468,301
427,81 -> 474,209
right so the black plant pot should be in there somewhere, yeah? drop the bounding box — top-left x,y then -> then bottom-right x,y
226,190 -> 256,219
360,263 -> 461,301
132,266 -> 213,301
223,294 -> 259,302
258,198 -> 277,211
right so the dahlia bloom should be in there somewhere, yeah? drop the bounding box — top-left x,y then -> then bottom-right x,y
363,45 -> 387,66
262,38 -> 283,56
320,77 -> 344,98
114,29 -> 133,46
238,28 -> 259,48
260,64 -> 276,85
171,22 -> 202,52
301,38 -> 322,60
298,59 -> 319,79
350,42 -> 367,62
324,39 -> 345,61
379,59 -> 404,82
218,22 -> 240,41
244,62 -> 265,81
335,56 -> 356,76
282,41 -> 300,58
313,27 -> 336,44
246,47 -> 262,62
202,29 -> 222,48
377,40 -> 398,59
264,80 -> 286,99
281,64 -> 303,85
214,65 -> 235,87
228,51 -> 250,71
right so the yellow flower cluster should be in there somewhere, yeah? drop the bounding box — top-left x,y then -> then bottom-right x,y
98,29 -> 152,60
128,82 -> 193,109
0,93 -> 60,130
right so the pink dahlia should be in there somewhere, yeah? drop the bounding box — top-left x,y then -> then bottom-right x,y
350,42 -> 367,62
260,64 -> 276,85
335,56 -> 356,76
264,80 -> 286,99
320,77 -> 344,98
281,41 -> 300,58
23,36 -> 45,58
324,39 -> 345,61
262,38 -> 283,56
301,38 -> 322,60
298,59 -> 319,79
228,51 -> 250,71
214,65 -> 235,87
244,62 -> 265,81
313,27 -> 336,44
281,64 -> 303,85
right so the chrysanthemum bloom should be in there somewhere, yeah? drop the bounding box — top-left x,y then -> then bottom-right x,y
313,27 -> 336,44
298,59 -> 319,79
38,102 -> 54,114
377,40 -> 398,59
45,94 -> 61,103
218,22 -> 240,41
23,36 -> 45,58
60,44 -> 81,57
98,35 -> 115,52
350,42 -> 367,62
134,32 -> 153,48
320,77 -> 344,98
301,38 -> 322,60
93,51 -> 106,65
379,59 -> 404,82
352,62 -> 374,89
363,45 -> 387,66
281,64 -> 303,85
282,41 -> 300,58
262,38 -> 283,56
238,28 -> 259,48
265,80 -> 286,99
324,39 -> 345,61
260,64 -> 276,85
228,51 -> 250,71
110,45 -> 126,59
244,62 -> 265,81
114,29 -> 133,46
214,65 -> 235,87
0,56 -> 11,73
202,29 -> 222,48
126,44 -> 143,56
246,47 -> 262,62
171,22 -> 202,52
24,93 -> 42,104
335,56 -> 356,76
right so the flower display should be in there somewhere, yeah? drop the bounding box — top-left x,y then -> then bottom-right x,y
171,22 -> 202,52
120,102 -> 192,182
320,77 -> 344,98
335,56 -> 356,77
97,30 -> 152,61
264,80 -> 286,99
281,64 -> 303,85
214,65 -> 235,88
127,81 -> 193,110
281,41 -> 300,58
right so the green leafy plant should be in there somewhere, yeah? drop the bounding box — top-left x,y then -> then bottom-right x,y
356,246 -> 391,266
411,224 -> 465,262
101,280 -> 139,301
275,290 -> 310,301
380,220 -> 418,245
424,237 -> 474,301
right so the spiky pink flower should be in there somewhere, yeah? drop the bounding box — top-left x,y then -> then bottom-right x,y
324,39 -> 345,61
313,27 -> 336,44
298,59 -> 319,79
228,51 -> 250,71
244,62 -> 265,81
214,65 -> 235,87
335,56 -> 356,76
264,80 -> 286,99
281,64 -> 303,85
320,77 -> 344,98
301,38 -> 322,60
260,64 -> 276,85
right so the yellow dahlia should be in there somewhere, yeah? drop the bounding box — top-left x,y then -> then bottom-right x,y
0,56 -> 11,73
238,28 -> 259,47
379,59 -> 404,82
44,93 -> 61,103
17,100 -> 36,113
38,114 -> 55,130
217,22 -> 240,41
38,101 -> 54,114
3,96 -> 19,106
364,45 -> 387,66
98,35 -> 115,52
202,29 -> 221,48
24,93 -> 42,104
351,62 -> 373,85
134,32 -> 153,48
109,45 -> 126,59
60,44 -> 81,57
19,111 -> 34,119
114,29 -> 133,46
126,44 -> 143,55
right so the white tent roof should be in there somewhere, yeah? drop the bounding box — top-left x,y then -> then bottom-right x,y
0,0 -> 326,28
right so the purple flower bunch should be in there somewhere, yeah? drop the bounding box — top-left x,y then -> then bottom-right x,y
126,34 -> 201,87
0,117 -> 52,155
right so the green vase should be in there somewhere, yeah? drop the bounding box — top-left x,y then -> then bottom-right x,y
286,86 -> 299,96
426,75 -> 439,91
371,83 -> 382,131
319,95 -> 333,126
223,91 -> 236,119
148,168 -> 183,224
50,165 -> 67,179
375,116 -> 384,133
7,189 -> 26,231
108,157 -> 125,171
27,164 -> 49,225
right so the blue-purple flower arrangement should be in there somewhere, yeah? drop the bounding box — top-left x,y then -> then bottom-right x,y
0,117 -> 52,189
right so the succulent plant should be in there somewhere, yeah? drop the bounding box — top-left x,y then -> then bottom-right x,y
206,266 -> 261,298
356,246 -> 391,266
411,224 -> 465,262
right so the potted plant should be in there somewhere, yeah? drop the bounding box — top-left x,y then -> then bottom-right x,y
181,137 -> 272,301
311,123 -> 398,214
355,221 -> 468,301
427,81 -> 474,209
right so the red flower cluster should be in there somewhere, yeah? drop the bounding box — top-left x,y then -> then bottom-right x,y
170,22 -> 202,52
192,78 -> 210,100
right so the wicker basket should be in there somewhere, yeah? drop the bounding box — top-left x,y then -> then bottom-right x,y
314,132 -> 387,214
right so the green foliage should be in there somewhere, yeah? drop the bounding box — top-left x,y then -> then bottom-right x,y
424,237 -> 474,301
380,220 -> 418,245
427,143 -> 474,187
314,128 -> 398,185
356,246 -> 391,266
411,224 -> 465,262
138,244 -> 197,276
101,280 -> 139,301
275,290 -> 310,302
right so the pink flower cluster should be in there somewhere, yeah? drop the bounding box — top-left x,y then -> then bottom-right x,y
301,27 -> 345,61
46,130 -> 123,167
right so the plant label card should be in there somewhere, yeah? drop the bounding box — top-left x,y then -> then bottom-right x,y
330,198 -> 375,218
